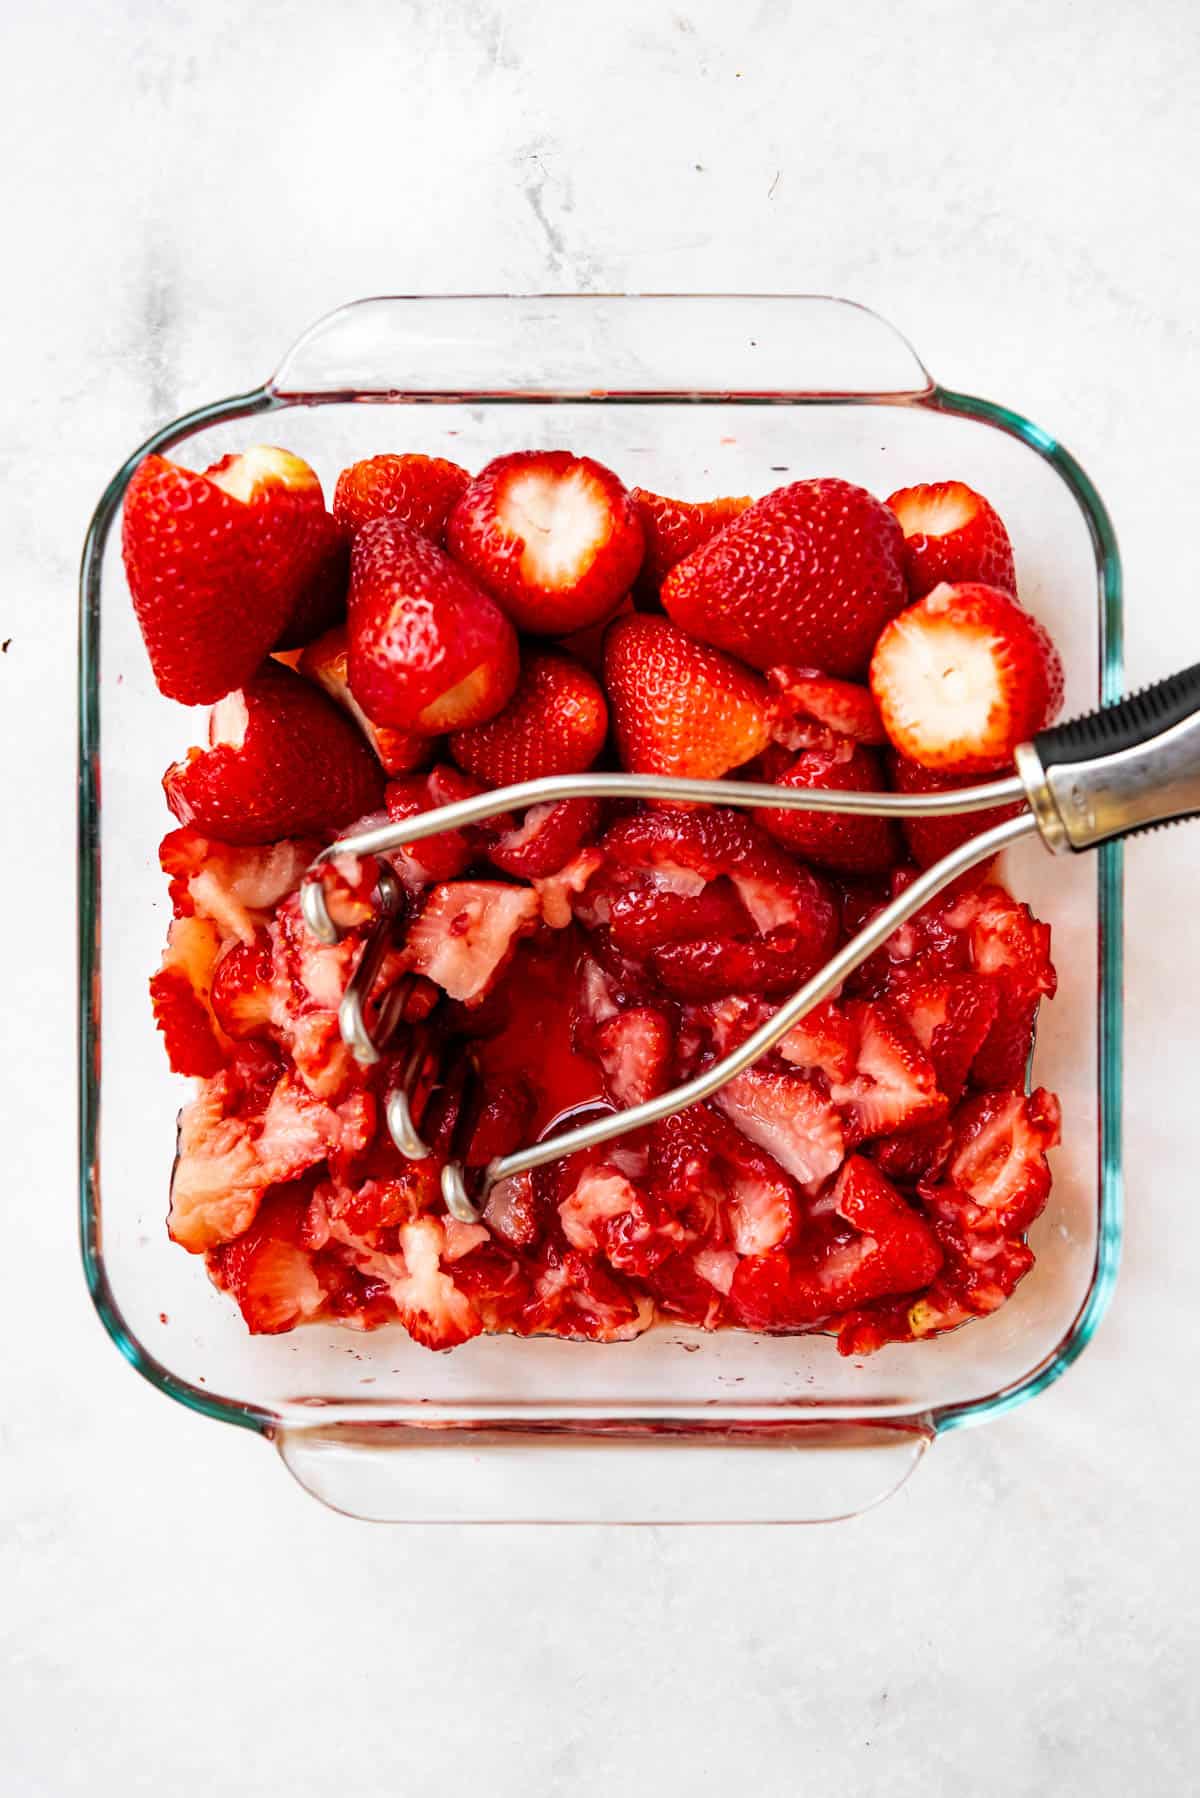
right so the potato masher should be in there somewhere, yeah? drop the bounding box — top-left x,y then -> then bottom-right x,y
299,663 -> 1200,1222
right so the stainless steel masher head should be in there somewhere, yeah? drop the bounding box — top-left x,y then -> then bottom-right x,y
301,662 -> 1200,1223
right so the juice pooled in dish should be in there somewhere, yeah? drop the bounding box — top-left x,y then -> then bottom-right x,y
125,448 -> 1063,1354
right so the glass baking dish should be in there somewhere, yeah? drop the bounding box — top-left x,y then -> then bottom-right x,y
78,295 -> 1123,1522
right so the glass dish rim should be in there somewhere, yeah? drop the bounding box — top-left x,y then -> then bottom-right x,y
77,292 -> 1124,1445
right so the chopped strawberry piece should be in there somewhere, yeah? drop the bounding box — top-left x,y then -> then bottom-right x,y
169,1074 -> 273,1252
868,1116 -> 955,1184
715,1066 -> 845,1192
835,1214 -> 1036,1355
448,1244 -> 532,1332
759,739 -> 899,873
869,582 -> 1064,773
767,666 -> 886,748
729,1156 -> 942,1331
606,878 -> 751,956
646,1250 -> 730,1328
631,487 -> 752,586
211,1186 -> 324,1334
447,450 -> 644,635
159,827 -> 320,944
778,998 -> 859,1084
298,624 -> 430,775
921,1086 -> 1061,1236
663,477 -> 906,677
449,651 -> 609,786
406,881 -> 541,1004
487,798 -> 603,880
944,883 -> 1057,1087
888,971 -> 999,1102
150,914 -> 228,1075
887,480 -> 1016,599
347,520 -> 520,733
210,935 -> 274,1040
519,1242 -> 655,1342
332,453 -> 470,539
603,613 -> 771,782
163,664 -> 385,845
830,1000 -> 948,1145
886,750 -> 1024,871
590,1006 -> 675,1108
384,764 -> 487,884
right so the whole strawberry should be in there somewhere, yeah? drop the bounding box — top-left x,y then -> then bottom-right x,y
632,488 -> 752,587
333,453 -> 470,539
887,479 -> 1016,597
450,652 -> 608,786
163,663 -> 385,844
297,624 -> 430,775
603,613 -> 771,783
446,449 -> 644,634
662,477 -> 906,677
203,447 -> 348,652
759,740 -> 899,872
347,519 -> 519,734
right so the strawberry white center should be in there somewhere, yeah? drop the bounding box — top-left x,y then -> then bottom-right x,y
210,690 -> 249,749
500,465 -> 609,584
891,483 -> 975,539
208,445 -> 317,504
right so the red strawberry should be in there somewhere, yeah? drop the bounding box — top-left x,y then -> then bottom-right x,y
662,478 -> 906,677
921,1087 -> 1061,1236
869,582 -> 1065,773
347,520 -> 519,733
942,883 -> 1057,1087
887,971 -> 999,1103
384,764 -> 487,884
728,1156 -> 942,1331
149,915 -> 227,1075
603,613 -> 771,782
778,998 -> 859,1083
589,1007 -> 675,1108
486,798 -> 603,879
758,739 -> 899,872
887,479 -> 1016,597
886,750 -> 1024,869
632,487 -> 752,587
406,881 -> 541,1005
211,1188 -> 324,1334
606,879 -> 752,957
122,452 -> 295,703
714,1067 -> 845,1191
332,453 -> 470,539
446,450 -> 644,635
766,666 -> 886,748
829,999 -> 948,1145
163,663 -> 385,845
449,652 -> 608,786
210,936 -> 275,1039
297,624 -> 431,775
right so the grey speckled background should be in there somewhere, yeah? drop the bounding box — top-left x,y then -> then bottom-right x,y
3,1 -> 1198,1790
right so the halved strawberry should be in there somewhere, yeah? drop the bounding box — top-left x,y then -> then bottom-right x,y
728,1156 -> 942,1332
405,881 -> 541,1004
384,764 -> 487,884
298,624 -> 431,775
603,612 -> 771,782
766,666 -> 886,748
869,582 -> 1064,773
122,452 -> 296,703
163,663 -> 385,845
347,520 -> 519,733
210,935 -> 275,1040
886,750 -> 1024,870
829,999 -> 947,1145
758,739 -> 899,873
150,914 -> 228,1075
662,478 -> 906,677
332,453 -> 470,539
921,1087 -> 1061,1236
446,450 -> 644,634
887,480 -> 1016,598
449,651 -> 608,785
632,487 -> 752,588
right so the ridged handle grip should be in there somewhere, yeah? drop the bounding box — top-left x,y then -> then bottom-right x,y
1019,663 -> 1200,851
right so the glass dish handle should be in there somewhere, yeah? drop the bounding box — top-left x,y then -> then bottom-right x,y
274,1417 -> 934,1524
268,295 -> 934,403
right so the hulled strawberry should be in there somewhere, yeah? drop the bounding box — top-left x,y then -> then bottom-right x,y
662,477 -> 906,676
632,487 -> 752,588
163,663 -> 385,844
870,582 -> 1064,773
384,764 -> 487,884
347,519 -> 519,733
887,479 -> 1016,597
449,652 -> 609,786
603,613 -> 770,782
446,450 -> 644,634
332,453 -> 470,539
758,739 -> 898,872
297,624 -> 431,775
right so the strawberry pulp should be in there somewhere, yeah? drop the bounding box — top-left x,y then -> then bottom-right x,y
134,449 -> 1065,1357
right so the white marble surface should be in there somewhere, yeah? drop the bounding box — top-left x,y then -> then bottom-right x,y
4,0 -> 1200,1789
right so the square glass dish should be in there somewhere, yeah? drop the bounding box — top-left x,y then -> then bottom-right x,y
78,296 -> 1123,1522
